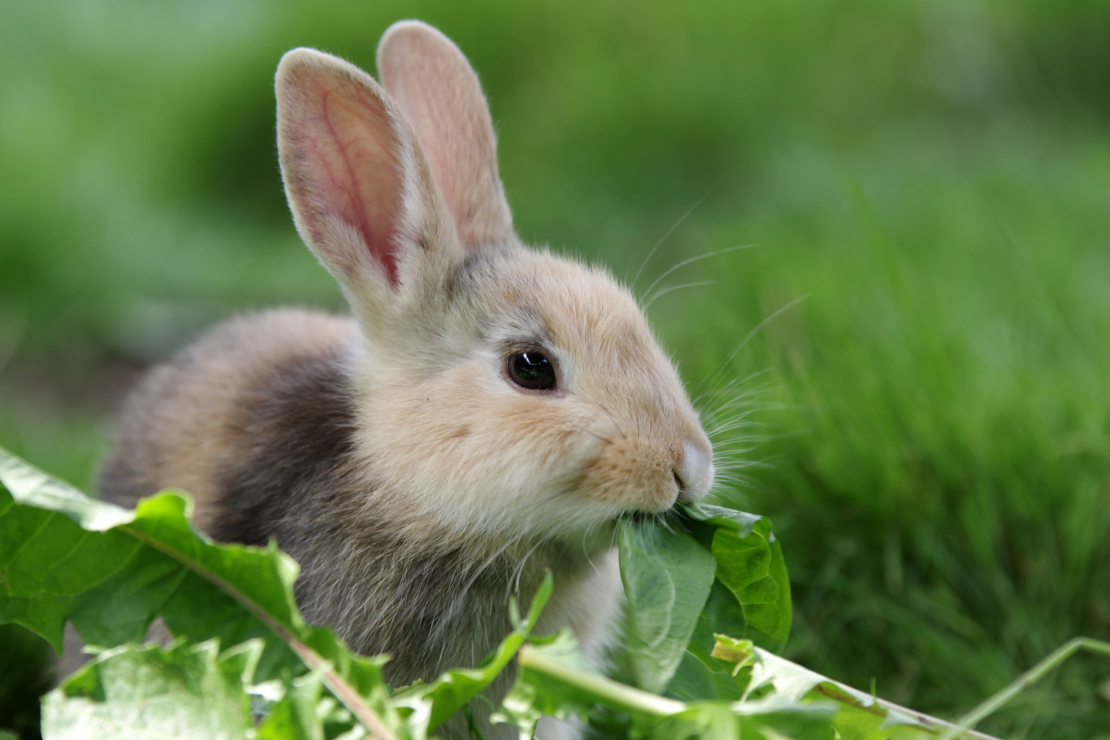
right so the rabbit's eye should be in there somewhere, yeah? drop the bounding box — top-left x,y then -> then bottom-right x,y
507,351 -> 556,391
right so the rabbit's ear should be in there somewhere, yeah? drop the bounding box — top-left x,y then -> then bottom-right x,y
377,21 -> 514,249
276,48 -> 459,297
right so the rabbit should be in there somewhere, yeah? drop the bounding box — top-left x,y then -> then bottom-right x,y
96,20 -> 714,740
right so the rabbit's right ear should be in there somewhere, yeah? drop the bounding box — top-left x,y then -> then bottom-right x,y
276,48 -> 459,305
376,21 -> 514,250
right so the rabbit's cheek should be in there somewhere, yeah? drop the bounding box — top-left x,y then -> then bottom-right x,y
557,415 -> 610,467
580,434 -> 682,513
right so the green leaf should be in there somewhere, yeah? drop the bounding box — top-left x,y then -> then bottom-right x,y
0,445 -> 1021,740
0,446 -> 401,738
617,502 -> 791,701
1,446 -> 570,738
682,504 -> 792,653
0,456 -> 139,649
711,636 -> 974,739
618,517 -> 717,693
392,571 -> 554,736
255,669 -> 329,740
648,702 -> 742,740
667,580 -> 751,702
501,628 -> 1009,740
652,700 -> 837,740
42,638 -> 262,739
681,504 -> 762,541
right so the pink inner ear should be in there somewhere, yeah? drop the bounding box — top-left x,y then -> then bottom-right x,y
290,75 -> 404,286
318,91 -> 401,283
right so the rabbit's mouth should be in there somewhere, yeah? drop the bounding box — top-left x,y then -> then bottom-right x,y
624,509 -> 662,524
620,505 -> 681,527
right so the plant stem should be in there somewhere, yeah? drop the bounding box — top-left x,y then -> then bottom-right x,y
517,645 -> 685,717
127,526 -> 398,740
747,647 -> 1002,740
809,684 -> 998,739
941,637 -> 1110,740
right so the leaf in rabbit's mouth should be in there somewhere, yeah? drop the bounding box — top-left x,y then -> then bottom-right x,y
617,501 -> 793,695
620,500 -> 683,526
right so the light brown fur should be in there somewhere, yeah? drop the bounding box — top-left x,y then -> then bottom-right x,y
97,21 -> 714,740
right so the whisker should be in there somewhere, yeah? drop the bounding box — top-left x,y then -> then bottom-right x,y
694,367 -> 775,408
706,416 -> 761,434
631,180 -> 722,289
512,541 -> 544,595
643,281 -> 716,310
594,403 -> 628,439
705,405 -> 762,423
640,244 -> 758,305
694,293 -> 811,396
570,425 -> 615,446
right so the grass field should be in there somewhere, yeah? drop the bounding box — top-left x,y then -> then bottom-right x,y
2,1 -> 1109,737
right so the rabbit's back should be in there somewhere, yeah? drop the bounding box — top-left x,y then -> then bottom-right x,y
98,307 -> 357,537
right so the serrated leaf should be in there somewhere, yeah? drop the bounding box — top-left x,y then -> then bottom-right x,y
0,445 -> 1015,740
710,637 -> 989,739
0,446 -> 400,738
0,465 -> 139,649
618,517 -> 717,693
255,668 -> 329,740
42,638 -> 262,739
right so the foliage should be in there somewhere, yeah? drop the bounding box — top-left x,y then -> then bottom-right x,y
44,640 -> 264,739
618,505 -> 791,699
9,445 -> 1084,739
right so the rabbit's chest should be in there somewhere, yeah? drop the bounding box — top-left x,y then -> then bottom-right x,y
289,526 -> 615,684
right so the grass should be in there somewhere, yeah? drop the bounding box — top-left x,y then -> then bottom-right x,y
674,136 -> 1110,737
2,0 -> 1109,737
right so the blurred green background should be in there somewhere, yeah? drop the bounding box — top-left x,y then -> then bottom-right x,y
2,0 -> 1109,737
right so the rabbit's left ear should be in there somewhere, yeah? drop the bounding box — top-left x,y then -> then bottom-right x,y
377,21 -> 515,249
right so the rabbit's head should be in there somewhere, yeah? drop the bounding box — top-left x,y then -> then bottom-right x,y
277,22 -> 713,547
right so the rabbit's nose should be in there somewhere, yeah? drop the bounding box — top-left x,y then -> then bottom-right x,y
674,440 -> 713,503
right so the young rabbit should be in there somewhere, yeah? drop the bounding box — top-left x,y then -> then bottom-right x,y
98,20 -> 713,740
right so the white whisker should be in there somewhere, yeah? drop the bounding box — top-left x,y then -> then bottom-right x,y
644,281 -> 716,310
631,182 -> 722,289
640,243 -> 758,304
694,293 -> 811,396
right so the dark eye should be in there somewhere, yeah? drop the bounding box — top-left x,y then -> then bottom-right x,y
507,351 -> 557,391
